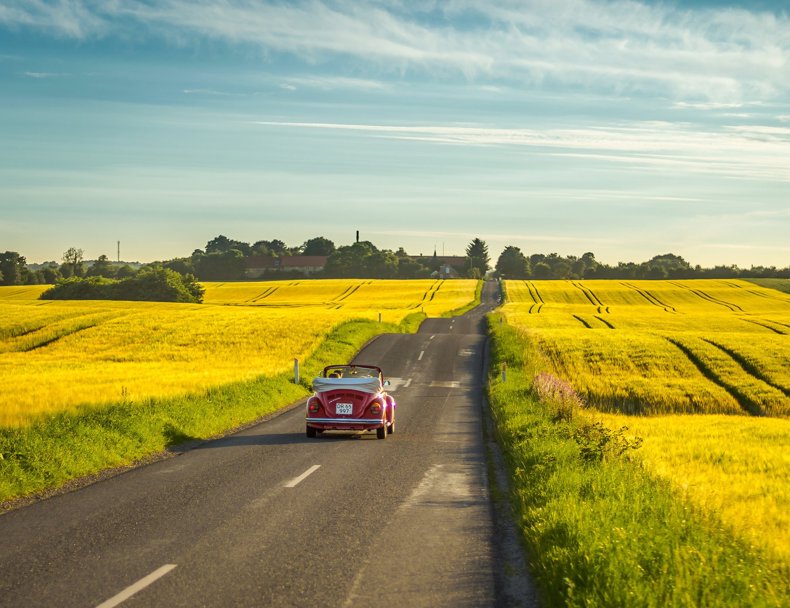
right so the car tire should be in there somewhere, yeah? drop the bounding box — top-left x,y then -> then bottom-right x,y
306,425 -> 317,438
376,425 -> 387,440
387,416 -> 395,435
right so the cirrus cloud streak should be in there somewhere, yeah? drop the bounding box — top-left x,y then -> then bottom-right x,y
1,0 -> 789,104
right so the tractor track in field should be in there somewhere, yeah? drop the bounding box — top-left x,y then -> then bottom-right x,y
666,337 -> 764,416
572,314 -> 593,329
410,280 -> 444,309
723,281 -> 790,304
741,318 -> 787,335
17,316 -> 119,353
524,281 -> 544,306
249,286 -> 279,302
702,339 -> 790,397
2,310 -> 103,341
571,281 -> 607,310
668,281 -> 744,312
594,315 -> 615,329
621,282 -> 676,312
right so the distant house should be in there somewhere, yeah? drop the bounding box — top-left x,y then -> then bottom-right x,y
410,255 -> 467,279
245,255 -> 328,279
279,255 -> 328,274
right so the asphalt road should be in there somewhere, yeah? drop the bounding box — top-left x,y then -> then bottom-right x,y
0,281 -> 535,607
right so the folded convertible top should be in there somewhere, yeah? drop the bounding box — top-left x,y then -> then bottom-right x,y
312,377 -> 382,394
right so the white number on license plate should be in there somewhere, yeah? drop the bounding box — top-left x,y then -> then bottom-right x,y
336,403 -> 353,415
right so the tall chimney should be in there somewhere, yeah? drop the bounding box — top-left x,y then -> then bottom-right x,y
356,230 -> 359,243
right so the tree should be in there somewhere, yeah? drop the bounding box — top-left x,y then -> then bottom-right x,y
323,241 -> 400,278
62,247 -> 84,277
495,246 -> 529,279
41,263 -> 62,284
465,238 -> 490,278
193,249 -> 246,280
302,236 -> 335,257
206,235 -> 251,256
532,261 -> 552,279
396,256 -> 430,279
115,265 -> 137,279
0,251 -> 26,285
365,250 -> 399,278
163,257 -> 195,276
86,254 -> 115,278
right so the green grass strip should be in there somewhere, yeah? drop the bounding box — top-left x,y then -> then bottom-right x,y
0,312 -> 425,505
486,313 -> 787,607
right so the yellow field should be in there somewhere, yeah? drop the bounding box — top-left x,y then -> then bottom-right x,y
503,279 -> 790,416
201,278 -> 476,319
0,279 -> 477,427
503,279 -> 790,563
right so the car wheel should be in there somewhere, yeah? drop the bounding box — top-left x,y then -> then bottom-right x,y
376,425 -> 387,440
387,416 -> 395,435
306,425 -> 317,438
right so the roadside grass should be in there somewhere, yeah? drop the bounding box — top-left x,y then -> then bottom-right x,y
0,314 -> 423,505
487,314 -> 788,607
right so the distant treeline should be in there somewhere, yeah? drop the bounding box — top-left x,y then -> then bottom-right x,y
493,249 -> 790,280
2,238 -> 788,286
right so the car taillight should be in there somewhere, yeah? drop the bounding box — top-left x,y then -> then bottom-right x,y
369,401 -> 383,415
308,398 -> 320,413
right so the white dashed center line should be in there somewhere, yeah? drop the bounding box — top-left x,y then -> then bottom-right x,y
418,350 -> 425,361
96,564 -> 177,608
285,465 -> 321,488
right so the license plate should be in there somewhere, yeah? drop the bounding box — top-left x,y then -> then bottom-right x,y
335,403 -> 353,415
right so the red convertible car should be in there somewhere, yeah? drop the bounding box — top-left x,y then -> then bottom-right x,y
306,364 -> 395,439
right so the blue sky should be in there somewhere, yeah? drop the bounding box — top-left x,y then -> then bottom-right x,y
1,0 -> 789,267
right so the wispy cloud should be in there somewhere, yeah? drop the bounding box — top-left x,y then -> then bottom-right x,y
23,71 -> 68,78
0,0 -> 107,38
182,88 -> 234,96
1,1 -> 788,104
255,120 -> 790,182
280,76 -> 389,91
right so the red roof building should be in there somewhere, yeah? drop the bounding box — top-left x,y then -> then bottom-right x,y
245,255 -> 328,278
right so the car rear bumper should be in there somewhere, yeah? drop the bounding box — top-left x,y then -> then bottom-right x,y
306,417 -> 385,429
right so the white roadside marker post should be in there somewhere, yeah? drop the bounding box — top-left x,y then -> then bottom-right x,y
294,358 -> 300,384
502,362 -> 507,383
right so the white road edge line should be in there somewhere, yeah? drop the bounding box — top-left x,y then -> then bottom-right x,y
96,564 -> 177,608
418,350 -> 425,361
285,464 -> 321,488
